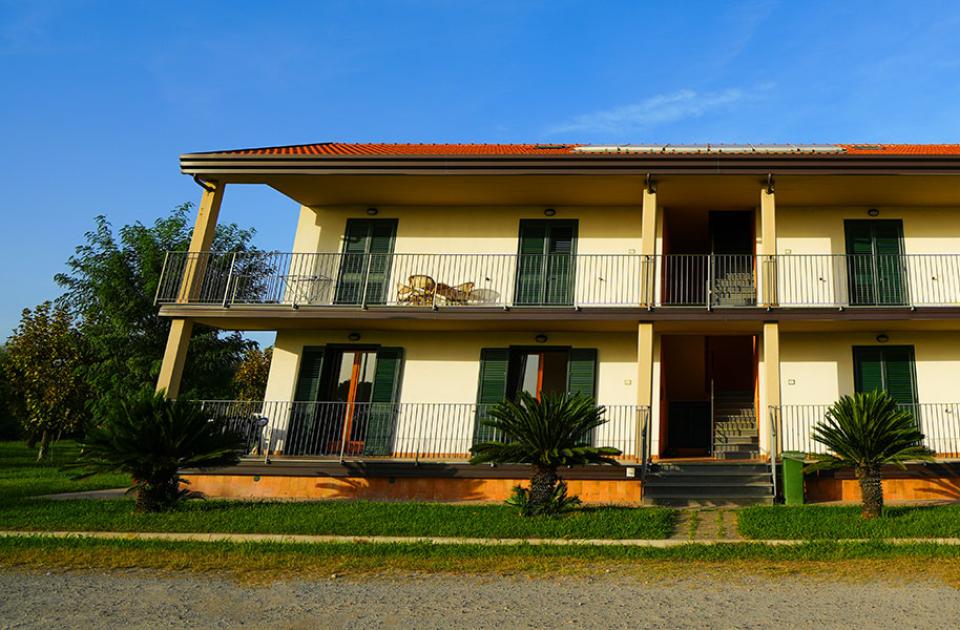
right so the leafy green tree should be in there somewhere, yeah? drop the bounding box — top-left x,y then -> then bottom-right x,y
70,389 -> 246,512
54,204 -> 260,411
470,393 -> 621,515
233,346 -> 272,401
808,390 -> 933,519
3,303 -> 88,459
0,345 -> 26,439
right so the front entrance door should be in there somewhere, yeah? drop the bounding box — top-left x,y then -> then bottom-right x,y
844,220 -> 907,305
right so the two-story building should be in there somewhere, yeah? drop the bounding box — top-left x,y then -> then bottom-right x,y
158,143 -> 960,504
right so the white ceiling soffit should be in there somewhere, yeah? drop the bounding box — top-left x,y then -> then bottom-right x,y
571,144 -> 847,154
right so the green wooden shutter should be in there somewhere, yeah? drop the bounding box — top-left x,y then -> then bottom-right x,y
287,348 -> 325,455
567,348 -> 598,444
882,346 -> 917,407
294,348 -> 325,401
545,223 -> 576,305
566,348 -> 598,400
853,347 -> 884,394
873,222 -> 906,305
515,222 -> 547,305
845,221 -> 876,305
364,220 -> 398,304
473,348 -> 510,443
363,347 -> 403,455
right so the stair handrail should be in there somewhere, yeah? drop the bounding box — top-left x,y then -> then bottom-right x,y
768,405 -> 780,501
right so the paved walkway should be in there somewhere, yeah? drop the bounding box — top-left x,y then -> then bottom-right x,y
4,529 -> 960,547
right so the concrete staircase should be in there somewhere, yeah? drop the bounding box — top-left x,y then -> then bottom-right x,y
711,271 -> 756,307
712,390 -> 759,460
643,462 -> 774,506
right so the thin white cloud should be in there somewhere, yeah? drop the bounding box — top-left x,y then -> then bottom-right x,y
548,88 -> 756,135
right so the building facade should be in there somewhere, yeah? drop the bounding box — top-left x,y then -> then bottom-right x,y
158,143 -> 960,503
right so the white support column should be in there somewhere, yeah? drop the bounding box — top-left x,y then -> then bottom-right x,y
636,321 -> 655,458
157,181 -> 225,397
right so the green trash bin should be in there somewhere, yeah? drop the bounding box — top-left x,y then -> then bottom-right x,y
781,451 -> 806,505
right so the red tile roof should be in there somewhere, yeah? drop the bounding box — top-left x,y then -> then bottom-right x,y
194,142 -> 960,157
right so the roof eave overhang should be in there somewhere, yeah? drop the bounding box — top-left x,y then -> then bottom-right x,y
180,153 -> 960,178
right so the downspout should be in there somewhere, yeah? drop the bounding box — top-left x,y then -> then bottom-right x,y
193,175 -> 216,192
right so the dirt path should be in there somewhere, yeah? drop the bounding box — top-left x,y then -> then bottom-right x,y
1,569 -> 957,629
670,508 -> 743,541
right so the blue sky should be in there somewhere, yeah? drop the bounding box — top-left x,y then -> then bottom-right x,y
2,0 -> 960,343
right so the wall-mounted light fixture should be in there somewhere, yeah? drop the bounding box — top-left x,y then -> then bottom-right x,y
867,208 -> 880,217
876,333 -> 889,343
544,208 -> 556,217
366,207 -> 379,216
534,334 -> 548,343
348,332 -> 362,341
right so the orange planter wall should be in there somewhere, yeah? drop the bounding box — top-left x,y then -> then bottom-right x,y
181,474 -> 643,504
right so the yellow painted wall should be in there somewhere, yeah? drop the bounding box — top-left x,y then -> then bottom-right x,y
780,330 -> 960,405
294,205 -> 644,255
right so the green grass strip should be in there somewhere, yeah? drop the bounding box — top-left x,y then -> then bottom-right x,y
739,505 -> 960,540
0,440 -> 129,500
0,498 -> 677,540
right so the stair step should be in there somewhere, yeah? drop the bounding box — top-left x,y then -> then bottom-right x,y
644,485 -> 773,498
715,450 -> 760,460
645,474 -> 772,485
652,463 -> 769,474
645,497 -> 774,507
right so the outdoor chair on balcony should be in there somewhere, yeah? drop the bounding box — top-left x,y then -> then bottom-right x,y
435,282 -> 475,305
397,274 -> 437,306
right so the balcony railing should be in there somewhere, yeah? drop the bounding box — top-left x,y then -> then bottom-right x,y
196,400 -> 651,464
772,403 -> 960,457
156,251 -> 960,309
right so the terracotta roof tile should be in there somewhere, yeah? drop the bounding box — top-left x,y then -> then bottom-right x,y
194,143 -> 960,157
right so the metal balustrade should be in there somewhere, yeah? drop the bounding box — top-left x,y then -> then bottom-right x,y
773,403 -> 960,457
195,400 -> 650,463
156,251 -> 960,309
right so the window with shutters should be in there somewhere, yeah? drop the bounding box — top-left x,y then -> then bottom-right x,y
473,346 -> 597,443
286,345 -> 403,456
334,219 -> 398,305
853,345 -> 918,408
844,220 -> 907,306
514,220 -> 578,305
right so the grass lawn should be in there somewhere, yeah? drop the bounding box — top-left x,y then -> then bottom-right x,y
738,504 -> 960,540
0,440 -> 129,500
3,536 -> 960,583
0,498 -> 677,539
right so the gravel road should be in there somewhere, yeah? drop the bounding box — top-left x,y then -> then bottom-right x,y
1,569 -> 958,629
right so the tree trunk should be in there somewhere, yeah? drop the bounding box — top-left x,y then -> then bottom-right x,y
134,477 -> 181,513
530,466 -> 558,508
857,464 -> 883,519
36,430 -> 49,462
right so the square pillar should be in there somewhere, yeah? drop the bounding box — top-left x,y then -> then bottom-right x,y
635,322 -> 655,458
640,184 -> 659,306
177,182 -> 226,303
760,321 -> 782,456
759,185 -> 778,306
156,318 -> 193,398
158,182 -> 225,398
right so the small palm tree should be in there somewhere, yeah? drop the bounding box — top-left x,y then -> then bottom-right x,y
470,392 -> 621,515
808,390 -> 932,519
69,389 -> 247,512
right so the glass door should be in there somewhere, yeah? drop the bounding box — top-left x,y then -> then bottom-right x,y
326,350 -> 379,455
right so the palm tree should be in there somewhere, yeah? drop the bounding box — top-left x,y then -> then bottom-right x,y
470,392 -> 621,514
808,390 -> 932,519
69,389 -> 247,512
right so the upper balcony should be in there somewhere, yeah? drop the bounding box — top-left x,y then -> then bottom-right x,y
156,250 -> 960,313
